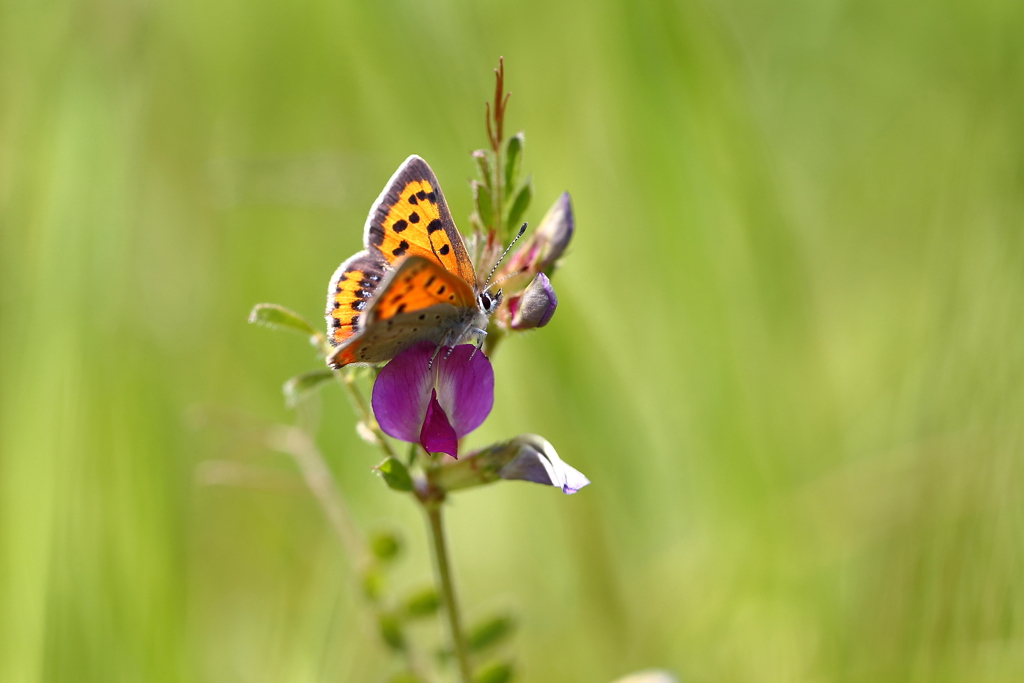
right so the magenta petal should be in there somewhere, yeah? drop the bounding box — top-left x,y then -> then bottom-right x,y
419,390 -> 459,458
371,341 -> 436,443
434,345 -> 494,438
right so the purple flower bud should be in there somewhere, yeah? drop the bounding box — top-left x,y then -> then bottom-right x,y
430,434 -> 590,494
509,273 -> 557,330
497,434 -> 589,494
496,193 -> 575,297
532,191 -> 574,271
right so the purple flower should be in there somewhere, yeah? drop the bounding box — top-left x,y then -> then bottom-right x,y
371,341 -> 494,459
509,272 -> 558,330
429,434 -> 590,495
496,434 -> 589,494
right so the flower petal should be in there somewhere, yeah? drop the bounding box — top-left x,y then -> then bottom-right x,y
419,389 -> 459,459
497,434 -> 590,494
371,341 -> 436,443
434,345 -> 494,438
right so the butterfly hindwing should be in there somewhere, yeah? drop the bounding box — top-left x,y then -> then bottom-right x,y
326,256 -> 475,368
364,256 -> 475,325
364,156 -> 476,285
325,250 -> 388,345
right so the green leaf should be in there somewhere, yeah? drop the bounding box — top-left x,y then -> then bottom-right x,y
376,457 -> 413,492
369,530 -> 402,562
505,176 -> 532,234
362,568 -> 384,602
248,303 -> 324,347
474,660 -> 514,683
402,586 -> 440,618
377,612 -> 405,651
473,150 -> 492,192
282,369 -> 334,408
504,132 -> 524,199
473,181 -> 494,229
467,614 -> 516,652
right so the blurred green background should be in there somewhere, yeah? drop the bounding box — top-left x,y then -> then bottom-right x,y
3,0 -> 1024,681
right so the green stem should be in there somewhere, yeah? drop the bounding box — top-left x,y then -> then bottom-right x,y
424,503 -> 473,683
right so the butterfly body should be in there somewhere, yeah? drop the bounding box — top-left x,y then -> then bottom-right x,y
325,156 -> 499,368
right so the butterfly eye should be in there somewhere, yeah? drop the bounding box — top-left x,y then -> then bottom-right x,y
479,292 -> 492,311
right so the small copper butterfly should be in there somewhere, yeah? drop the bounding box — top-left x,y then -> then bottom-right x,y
325,156 -> 503,368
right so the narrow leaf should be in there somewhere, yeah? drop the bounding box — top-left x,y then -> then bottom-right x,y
377,612 -> 406,651
467,614 -> 516,652
505,176 -> 532,234
362,569 -> 384,602
282,369 -> 334,408
249,303 -> 323,345
474,660 -> 514,683
503,132 -> 524,200
402,586 -> 440,618
473,150 -> 493,192
376,457 -> 414,492
473,180 -> 494,229
369,530 -> 402,562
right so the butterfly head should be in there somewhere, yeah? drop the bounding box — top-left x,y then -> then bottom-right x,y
477,289 -> 503,316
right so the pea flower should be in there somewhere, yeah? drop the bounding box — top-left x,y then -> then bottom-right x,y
431,434 -> 590,495
371,341 -> 494,460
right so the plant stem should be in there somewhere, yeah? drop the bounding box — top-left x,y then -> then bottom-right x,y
424,503 -> 473,683
335,369 -> 398,459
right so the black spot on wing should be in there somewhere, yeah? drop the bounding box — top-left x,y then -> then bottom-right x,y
408,194 -> 418,205
438,244 -> 450,256
393,219 -> 408,233
392,240 -> 409,257
409,212 -> 420,224
427,219 -> 443,234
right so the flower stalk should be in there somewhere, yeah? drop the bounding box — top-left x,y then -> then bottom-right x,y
250,57 -> 586,682
424,502 -> 474,683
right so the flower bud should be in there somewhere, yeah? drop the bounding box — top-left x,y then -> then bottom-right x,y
497,192 -> 575,294
429,434 -> 589,494
509,272 -> 557,330
532,191 -> 574,271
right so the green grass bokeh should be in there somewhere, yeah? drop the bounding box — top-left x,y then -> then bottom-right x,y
2,1 -> 1023,681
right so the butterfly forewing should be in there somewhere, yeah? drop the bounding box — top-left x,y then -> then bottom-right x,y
364,256 -> 475,324
364,156 -> 476,285
325,250 -> 388,345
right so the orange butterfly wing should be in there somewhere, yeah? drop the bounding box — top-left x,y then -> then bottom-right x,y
364,256 -> 475,323
363,156 -> 476,285
325,250 -> 388,345
327,257 -> 476,368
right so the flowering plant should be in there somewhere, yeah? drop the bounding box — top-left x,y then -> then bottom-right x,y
245,60 -> 616,683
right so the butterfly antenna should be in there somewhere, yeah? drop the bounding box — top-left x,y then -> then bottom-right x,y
483,223 -> 527,290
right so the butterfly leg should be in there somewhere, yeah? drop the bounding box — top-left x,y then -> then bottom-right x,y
468,328 -> 488,360
428,342 -> 446,370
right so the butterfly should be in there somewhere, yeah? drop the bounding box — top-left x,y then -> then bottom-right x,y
324,155 -> 503,368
